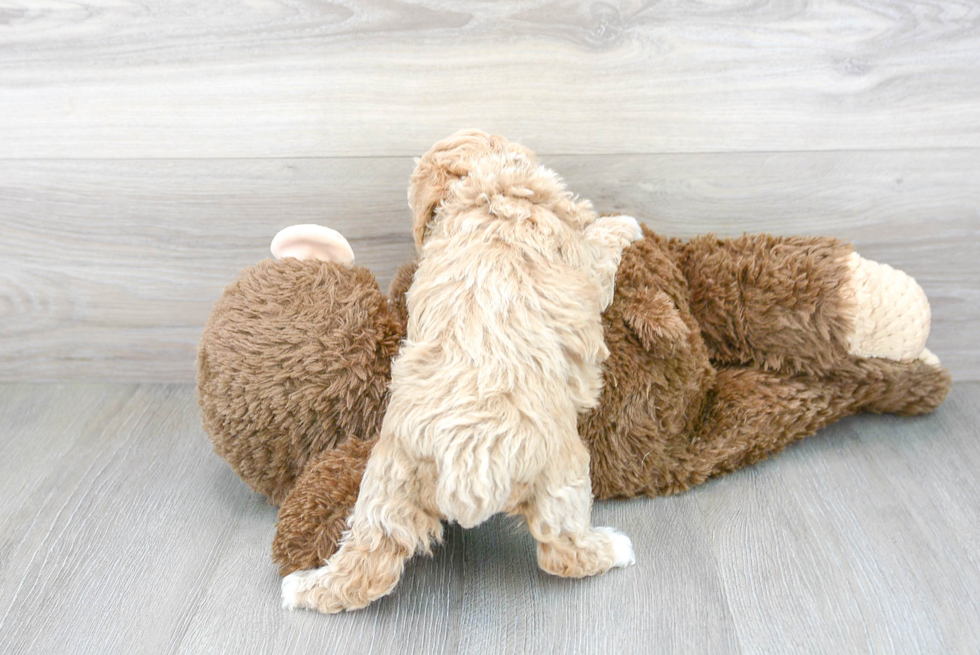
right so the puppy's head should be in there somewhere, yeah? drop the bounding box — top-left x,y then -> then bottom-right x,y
408,129 -> 536,248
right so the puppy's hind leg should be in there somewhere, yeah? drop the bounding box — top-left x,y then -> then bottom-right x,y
281,440 -> 441,613
519,442 -> 635,578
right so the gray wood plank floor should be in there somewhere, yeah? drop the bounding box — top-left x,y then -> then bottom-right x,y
1,382 -> 977,654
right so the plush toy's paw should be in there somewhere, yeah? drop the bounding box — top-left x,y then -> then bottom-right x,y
596,526 -> 636,568
271,224 -> 355,265
842,253 -> 931,362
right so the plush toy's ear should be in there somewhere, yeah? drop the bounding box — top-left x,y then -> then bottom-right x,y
621,288 -> 691,352
270,224 -> 355,265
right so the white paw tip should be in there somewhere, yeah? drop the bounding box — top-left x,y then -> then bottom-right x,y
598,527 -> 636,568
281,572 -> 308,610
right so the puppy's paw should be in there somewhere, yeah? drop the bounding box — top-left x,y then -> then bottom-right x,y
596,526 -> 636,568
593,215 -> 643,245
281,568 -> 319,610
281,563 -> 382,614
617,215 -> 644,243
281,577 -> 306,611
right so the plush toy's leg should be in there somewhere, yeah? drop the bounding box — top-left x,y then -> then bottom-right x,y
672,234 -> 932,376
518,440 -> 635,578
272,437 -> 375,576
662,356 -> 951,493
280,438 -> 441,613
842,355 -> 951,416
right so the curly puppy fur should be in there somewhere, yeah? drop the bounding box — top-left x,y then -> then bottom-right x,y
279,131 -> 640,613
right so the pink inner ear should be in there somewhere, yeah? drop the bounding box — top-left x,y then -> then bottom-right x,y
270,224 -> 355,264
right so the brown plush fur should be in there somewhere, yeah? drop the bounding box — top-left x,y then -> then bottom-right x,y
672,234 -> 855,375
272,437 -> 373,573
198,258 -> 405,505
198,229 -> 952,576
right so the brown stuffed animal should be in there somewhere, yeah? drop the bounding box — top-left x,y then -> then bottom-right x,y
198,143 -> 950,578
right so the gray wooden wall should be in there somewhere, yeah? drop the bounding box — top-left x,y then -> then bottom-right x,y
1,1 -> 978,382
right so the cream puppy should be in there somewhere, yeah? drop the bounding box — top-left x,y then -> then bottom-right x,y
282,130 -> 642,613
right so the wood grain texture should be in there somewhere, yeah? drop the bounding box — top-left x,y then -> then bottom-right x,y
1,382 -> 978,654
695,388 -> 980,654
0,384 -> 259,654
1,151 -> 976,382
1,0 -> 979,158
455,497 -> 741,654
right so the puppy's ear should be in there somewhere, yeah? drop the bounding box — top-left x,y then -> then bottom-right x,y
408,148 -> 466,249
408,130 -> 526,248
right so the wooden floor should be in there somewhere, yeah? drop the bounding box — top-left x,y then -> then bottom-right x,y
1,381 -> 977,654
